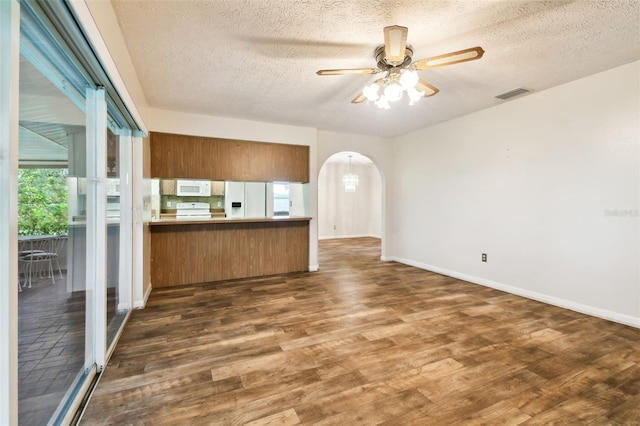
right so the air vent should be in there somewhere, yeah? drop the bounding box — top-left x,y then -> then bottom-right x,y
495,88 -> 532,100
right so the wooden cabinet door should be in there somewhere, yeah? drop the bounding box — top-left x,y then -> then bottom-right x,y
211,181 -> 225,196
150,132 -> 309,182
161,179 -> 176,195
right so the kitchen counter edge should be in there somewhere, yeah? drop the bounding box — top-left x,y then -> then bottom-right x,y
149,216 -> 312,226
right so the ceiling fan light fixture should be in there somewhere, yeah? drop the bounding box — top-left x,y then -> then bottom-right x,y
388,30 -> 403,54
407,87 -> 424,105
384,82 -> 403,102
384,25 -> 408,64
413,46 -> 485,70
399,69 -> 419,90
316,26 -> 485,110
363,83 -> 380,101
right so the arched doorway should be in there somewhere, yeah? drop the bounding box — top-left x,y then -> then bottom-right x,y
317,151 -> 383,263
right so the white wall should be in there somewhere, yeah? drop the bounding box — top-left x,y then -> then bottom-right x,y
391,61 -> 640,326
147,108 -> 315,146
318,162 -> 381,239
82,0 -> 149,115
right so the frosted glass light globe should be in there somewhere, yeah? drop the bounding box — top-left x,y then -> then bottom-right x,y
399,69 -> 419,90
363,83 -> 380,101
407,87 -> 424,105
384,83 -> 403,102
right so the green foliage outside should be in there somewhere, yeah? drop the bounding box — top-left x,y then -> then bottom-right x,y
18,168 -> 68,236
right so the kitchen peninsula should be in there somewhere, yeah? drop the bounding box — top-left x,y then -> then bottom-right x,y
149,216 -> 310,287
149,132 -> 311,288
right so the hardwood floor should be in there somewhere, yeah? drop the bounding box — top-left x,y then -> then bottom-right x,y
80,238 -> 640,425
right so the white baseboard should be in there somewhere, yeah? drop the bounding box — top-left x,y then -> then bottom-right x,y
390,256 -> 640,329
318,234 -> 381,240
133,284 -> 152,309
309,264 -> 319,272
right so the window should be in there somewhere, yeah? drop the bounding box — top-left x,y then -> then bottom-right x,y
273,182 -> 290,216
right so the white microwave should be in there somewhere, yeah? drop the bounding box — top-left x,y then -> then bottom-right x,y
176,179 -> 211,197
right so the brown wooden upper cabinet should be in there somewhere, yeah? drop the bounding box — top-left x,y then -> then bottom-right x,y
150,132 -> 310,183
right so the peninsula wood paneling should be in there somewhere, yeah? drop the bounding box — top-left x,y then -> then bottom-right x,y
150,220 -> 309,287
150,132 -> 309,182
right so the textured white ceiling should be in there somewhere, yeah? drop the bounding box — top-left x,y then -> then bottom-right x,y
111,0 -> 640,138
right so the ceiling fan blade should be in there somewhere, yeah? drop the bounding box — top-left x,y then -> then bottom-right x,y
351,92 -> 367,104
416,79 -> 439,97
384,25 -> 408,65
316,68 -> 378,76
412,46 -> 485,71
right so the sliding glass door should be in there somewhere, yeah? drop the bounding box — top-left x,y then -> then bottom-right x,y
18,8 -> 94,423
13,2 -> 136,423
106,127 -> 132,349
2,0 -> 144,422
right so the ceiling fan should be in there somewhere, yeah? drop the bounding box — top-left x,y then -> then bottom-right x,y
316,25 -> 484,108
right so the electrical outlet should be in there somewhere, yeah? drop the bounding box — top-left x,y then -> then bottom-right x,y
167,201 -> 172,207
482,253 -> 487,262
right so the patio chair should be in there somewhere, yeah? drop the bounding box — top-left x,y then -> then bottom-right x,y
18,238 -> 44,288
18,236 -> 65,288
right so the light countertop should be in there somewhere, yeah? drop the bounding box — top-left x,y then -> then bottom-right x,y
149,216 -> 312,226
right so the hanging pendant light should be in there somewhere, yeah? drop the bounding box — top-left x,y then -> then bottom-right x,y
342,155 -> 359,192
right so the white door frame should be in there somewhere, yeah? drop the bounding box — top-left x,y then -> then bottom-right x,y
85,87 -> 108,371
132,135 -> 146,308
0,1 -> 20,424
117,130 -> 133,313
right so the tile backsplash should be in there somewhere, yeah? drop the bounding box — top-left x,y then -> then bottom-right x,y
161,194 -> 224,210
